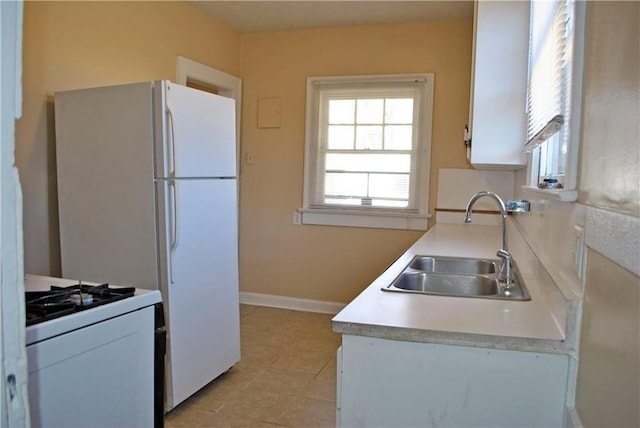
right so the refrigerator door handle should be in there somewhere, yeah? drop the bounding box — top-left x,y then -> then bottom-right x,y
166,107 -> 177,178
169,180 -> 180,284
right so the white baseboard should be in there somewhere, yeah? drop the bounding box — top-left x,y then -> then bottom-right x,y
239,292 -> 345,315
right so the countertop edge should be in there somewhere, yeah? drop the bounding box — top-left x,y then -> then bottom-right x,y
332,320 -> 570,355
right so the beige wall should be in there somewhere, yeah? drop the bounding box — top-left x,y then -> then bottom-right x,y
17,1 -> 241,275
577,250 -> 639,427
578,2 -> 639,217
238,20 -> 472,303
574,2 -> 640,427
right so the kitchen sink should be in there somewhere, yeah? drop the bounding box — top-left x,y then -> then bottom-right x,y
382,255 -> 530,300
407,255 -> 496,275
390,272 -> 499,297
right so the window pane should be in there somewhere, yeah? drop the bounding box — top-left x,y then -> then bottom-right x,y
557,127 -> 568,174
538,133 -> 567,179
324,172 -> 410,209
329,99 -> 355,124
325,197 -> 362,206
539,139 -> 553,178
385,98 -> 414,124
327,125 -> 354,149
326,153 -> 410,173
369,174 -> 409,199
356,99 -> 383,124
355,125 -> 383,150
325,172 -> 367,197
384,125 -> 412,150
372,199 -> 409,208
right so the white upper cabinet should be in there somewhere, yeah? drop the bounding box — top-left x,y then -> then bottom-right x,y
466,0 -> 530,170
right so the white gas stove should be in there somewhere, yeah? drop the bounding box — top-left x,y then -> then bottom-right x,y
25,275 -> 164,428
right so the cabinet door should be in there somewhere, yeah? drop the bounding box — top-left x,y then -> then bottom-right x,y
339,335 -> 569,427
468,0 -> 529,169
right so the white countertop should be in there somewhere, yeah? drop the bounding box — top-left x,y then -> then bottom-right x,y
332,221 -> 576,354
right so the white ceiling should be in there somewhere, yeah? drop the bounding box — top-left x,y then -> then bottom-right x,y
188,1 -> 474,33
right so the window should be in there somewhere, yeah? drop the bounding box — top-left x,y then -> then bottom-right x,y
524,0 -> 584,197
302,74 -> 434,230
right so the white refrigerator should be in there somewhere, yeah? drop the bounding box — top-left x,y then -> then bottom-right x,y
54,80 -> 241,411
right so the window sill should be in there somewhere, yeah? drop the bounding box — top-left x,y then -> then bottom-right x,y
521,186 -> 578,202
299,208 -> 431,231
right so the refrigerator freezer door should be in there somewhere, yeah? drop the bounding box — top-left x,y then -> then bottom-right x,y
158,178 -> 241,410
55,82 -> 160,290
160,82 -> 237,179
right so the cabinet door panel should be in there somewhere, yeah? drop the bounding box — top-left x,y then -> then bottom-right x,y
339,335 -> 568,427
468,0 -> 529,169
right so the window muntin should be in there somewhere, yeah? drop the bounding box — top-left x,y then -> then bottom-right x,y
303,74 -> 433,229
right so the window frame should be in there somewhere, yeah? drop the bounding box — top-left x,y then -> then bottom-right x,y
523,0 -> 586,202
301,74 -> 434,230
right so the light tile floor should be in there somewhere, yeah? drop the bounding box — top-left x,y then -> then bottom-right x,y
165,304 -> 341,427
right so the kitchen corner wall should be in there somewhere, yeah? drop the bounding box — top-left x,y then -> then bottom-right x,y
17,1 -> 241,276
237,20 -> 473,304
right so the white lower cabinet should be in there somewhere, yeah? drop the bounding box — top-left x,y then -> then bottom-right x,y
338,335 -> 569,427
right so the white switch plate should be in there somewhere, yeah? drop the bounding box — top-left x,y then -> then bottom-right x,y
293,211 -> 302,225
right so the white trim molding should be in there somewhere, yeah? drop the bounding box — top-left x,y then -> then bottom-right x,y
176,56 -> 241,99
1,1 -> 30,425
301,209 -> 430,231
521,185 -> 578,202
239,292 -> 345,315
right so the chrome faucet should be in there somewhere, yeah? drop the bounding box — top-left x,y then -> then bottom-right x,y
464,191 -> 512,288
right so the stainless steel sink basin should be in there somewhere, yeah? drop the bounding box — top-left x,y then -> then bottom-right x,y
407,255 -> 496,275
390,272 -> 499,297
382,255 -> 530,300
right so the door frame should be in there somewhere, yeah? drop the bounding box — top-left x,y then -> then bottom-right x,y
1,0 -> 30,426
176,56 -> 242,174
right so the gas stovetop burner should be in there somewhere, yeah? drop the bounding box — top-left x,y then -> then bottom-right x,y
25,283 -> 136,326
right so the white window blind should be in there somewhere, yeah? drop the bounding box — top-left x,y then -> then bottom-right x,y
303,74 -> 433,230
525,0 -> 574,154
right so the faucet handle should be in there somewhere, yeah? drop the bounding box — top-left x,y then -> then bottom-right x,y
496,249 -> 512,265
